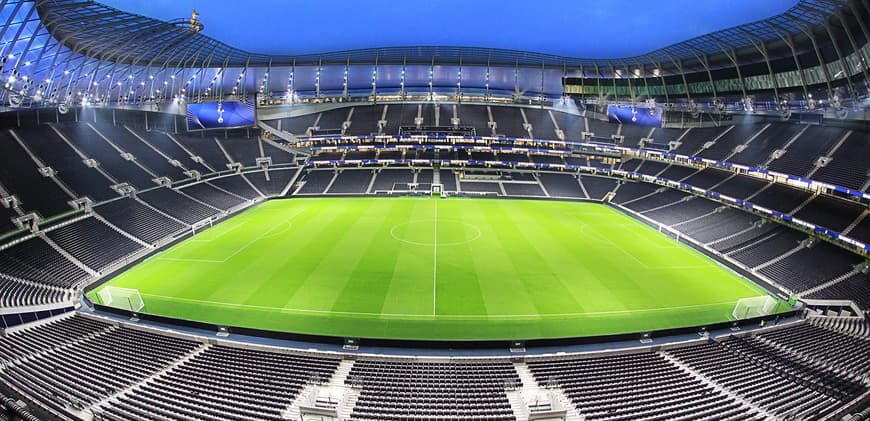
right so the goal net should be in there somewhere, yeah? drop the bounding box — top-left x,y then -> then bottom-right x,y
97,286 -> 144,312
732,295 -> 777,320
657,223 -> 681,242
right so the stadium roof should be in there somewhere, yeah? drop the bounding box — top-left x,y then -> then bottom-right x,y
96,0 -> 797,59
38,0 -> 851,68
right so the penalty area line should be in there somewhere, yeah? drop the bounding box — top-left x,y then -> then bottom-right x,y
156,209 -> 305,264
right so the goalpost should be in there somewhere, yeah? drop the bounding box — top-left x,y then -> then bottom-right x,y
97,286 -> 145,312
732,295 -> 778,320
191,218 -> 213,235
657,223 -> 680,243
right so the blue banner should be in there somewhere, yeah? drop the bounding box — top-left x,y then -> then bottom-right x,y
606,105 -> 661,127
187,100 -> 256,131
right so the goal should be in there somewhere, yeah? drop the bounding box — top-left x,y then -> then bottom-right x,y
657,223 -> 681,242
97,286 -> 145,312
732,295 -> 778,320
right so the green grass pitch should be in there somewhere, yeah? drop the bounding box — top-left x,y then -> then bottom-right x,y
89,197 -> 789,341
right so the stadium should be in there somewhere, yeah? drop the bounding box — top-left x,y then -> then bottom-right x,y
0,0 -> 867,419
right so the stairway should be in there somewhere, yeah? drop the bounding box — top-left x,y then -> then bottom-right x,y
512,362 -> 582,421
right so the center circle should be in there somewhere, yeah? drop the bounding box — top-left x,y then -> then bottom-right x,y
390,219 -> 482,246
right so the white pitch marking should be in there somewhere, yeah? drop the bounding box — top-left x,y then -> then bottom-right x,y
389,220 -> 481,246
189,220 -> 249,243
577,223 -> 713,270
156,209 -> 304,264
433,199 -> 438,315
138,292 -> 741,319
153,257 -> 226,263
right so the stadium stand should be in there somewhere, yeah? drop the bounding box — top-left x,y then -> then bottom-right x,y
3,314 -> 866,421
97,345 -> 341,421
643,196 -> 721,225
580,176 -> 619,200
371,169 -> 414,192
219,136 -> 263,165
670,126 -> 728,155
1,317 -> 200,415
674,208 -> 758,244
0,274 -> 70,308
94,125 -> 190,181
178,182 -> 247,211
2,0 -> 869,417
806,272 -> 870,310
666,337 -> 859,419
137,188 -> 222,224
766,126 -> 848,177
13,125 -> 119,202
169,133 -> 233,170
208,175 -> 264,201
44,217 -> 145,272
0,113 -> 866,328
696,124 -> 766,161
527,351 -> 762,420
714,174 -> 769,199
246,169 -> 295,196
0,236 -> 90,288
348,360 -> 519,420
502,182 -> 546,197
759,241 -> 864,292
95,198 -> 187,244
297,170 -> 336,195
536,173 -> 585,198
55,123 -> 158,190
327,170 -> 373,194
748,184 -> 813,213
812,131 -> 870,190
727,227 -> 806,268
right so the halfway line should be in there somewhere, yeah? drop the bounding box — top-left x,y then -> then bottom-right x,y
432,198 -> 438,315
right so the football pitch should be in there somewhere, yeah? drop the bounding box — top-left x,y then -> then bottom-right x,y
89,197 -> 789,341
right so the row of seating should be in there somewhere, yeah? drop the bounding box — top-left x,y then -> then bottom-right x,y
278,104 -> 869,193
348,360 -> 519,420
296,167 -> 619,201
666,337 -> 853,419
0,122 -> 295,229
0,169 -> 296,310
98,345 -> 341,421
3,314 -> 867,421
300,132 -> 867,250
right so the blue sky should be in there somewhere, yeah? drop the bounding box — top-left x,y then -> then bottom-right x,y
100,0 -> 798,58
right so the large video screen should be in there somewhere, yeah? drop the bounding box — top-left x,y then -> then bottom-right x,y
186,100 -> 256,131
606,104 -> 662,128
